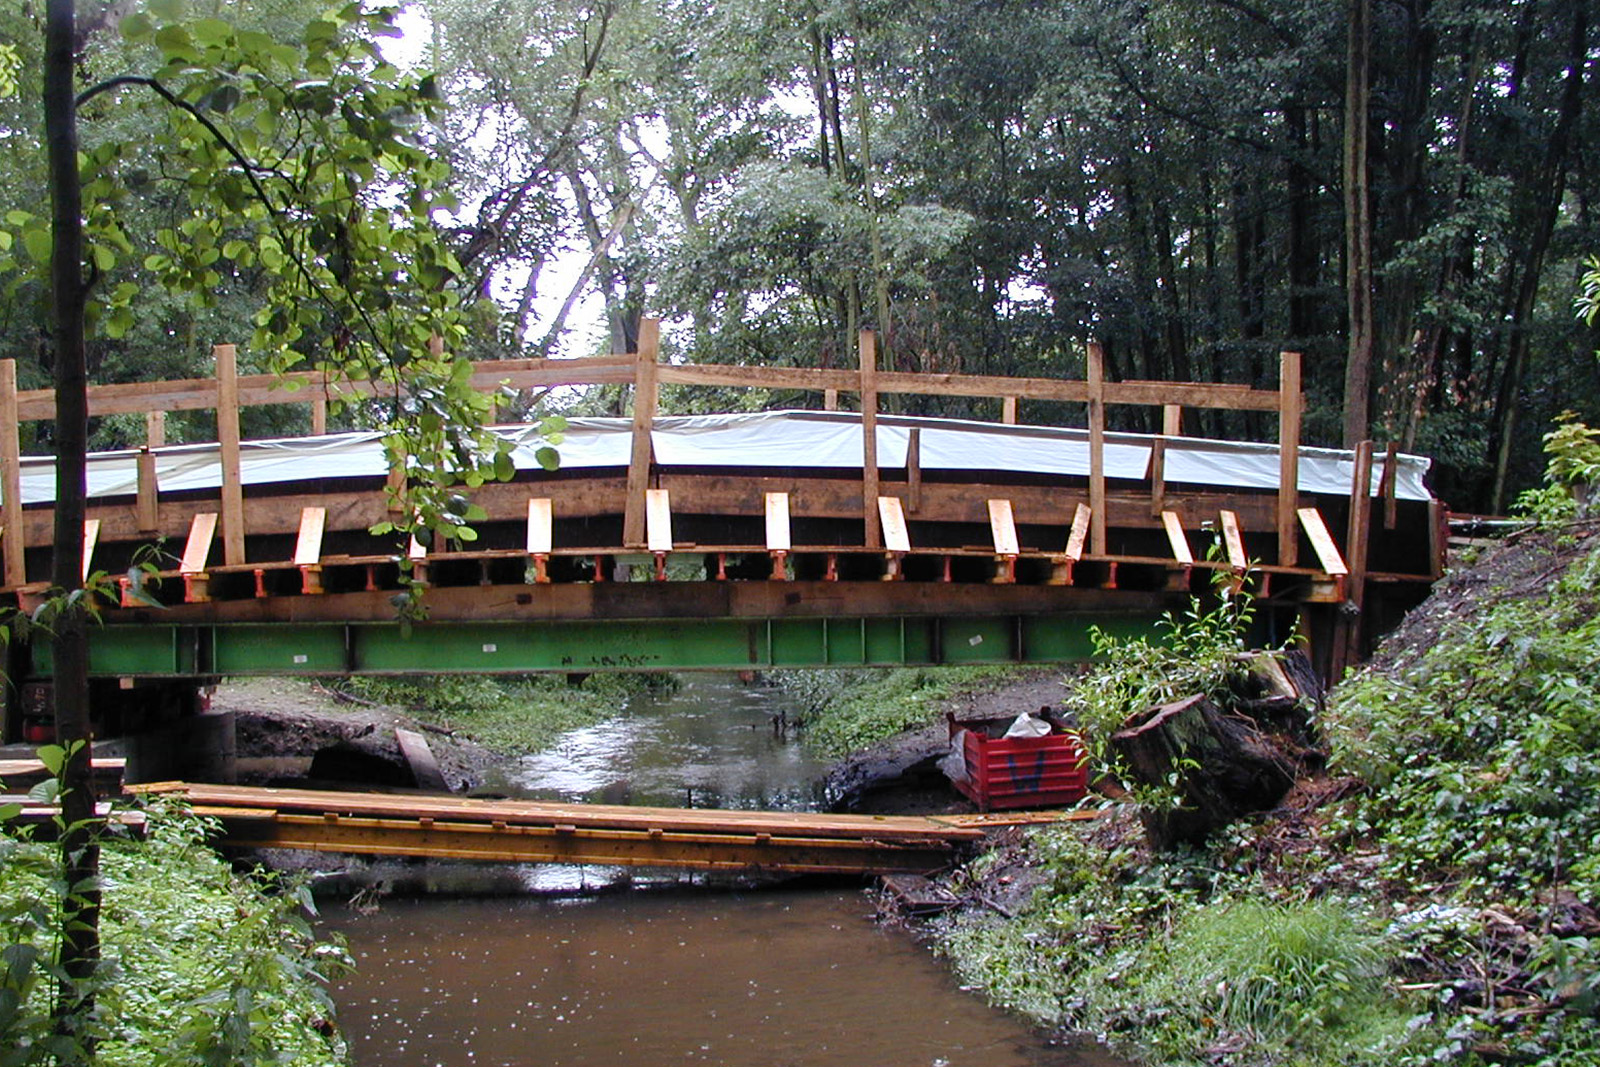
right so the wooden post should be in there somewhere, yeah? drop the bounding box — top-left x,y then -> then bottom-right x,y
1277,351 -> 1302,567
1381,441 -> 1399,529
0,360 -> 23,587
824,388 -> 838,411
1336,440 -> 1375,678
906,427 -> 922,514
145,410 -> 166,448
1002,396 -> 1017,424
1162,404 -> 1183,437
1149,438 -> 1167,518
135,448 -> 159,532
623,318 -> 661,548
215,343 -> 246,565
1086,341 -> 1107,555
860,330 -> 881,549
311,370 -> 328,436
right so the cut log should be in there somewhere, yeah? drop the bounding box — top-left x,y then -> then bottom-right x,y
1111,694 -> 1298,850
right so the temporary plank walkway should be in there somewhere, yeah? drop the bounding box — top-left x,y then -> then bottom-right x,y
131,782 -> 990,876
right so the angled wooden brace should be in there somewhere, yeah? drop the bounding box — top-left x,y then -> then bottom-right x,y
765,492 -> 791,581
1298,506 -> 1349,602
178,512 -> 218,603
1160,510 -> 1194,590
987,499 -> 1019,584
1051,503 -> 1092,586
526,498 -> 553,584
295,506 -> 326,594
646,488 -> 673,581
877,496 -> 910,581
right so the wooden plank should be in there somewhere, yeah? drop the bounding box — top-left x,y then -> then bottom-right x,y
987,499 -> 1019,556
1149,437 -> 1166,518
823,388 -> 838,411
135,448 -> 159,532
878,496 -> 911,553
1297,507 -> 1349,576
215,344 -> 246,566
180,512 -> 218,574
860,330 -> 882,548
1162,404 -> 1182,436
1087,342 -> 1107,554
1161,511 -> 1193,564
1381,441 -> 1399,529
1064,502 -> 1091,560
145,410 -> 166,448
906,427 -> 922,513
0,359 -> 23,587
310,370 -> 327,436
81,519 -> 100,582
622,318 -> 660,547
394,728 -> 449,792
1345,441 -> 1374,590
645,488 -> 673,553
526,498 -> 553,555
1001,396 -> 1017,424
764,492 -> 791,552
1277,350 -> 1302,566
1219,509 -> 1248,571
293,507 -> 326,567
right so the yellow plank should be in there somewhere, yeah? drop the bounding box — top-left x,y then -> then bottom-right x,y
526,498 -> 553,555
81,518 -> 101,582
1297,507 -> 1349,576
987,499 -> 1019,556
764,491 -> 791,552
1160,510 -> 1193,565
180,513 -> 218,575
645,488 -> 673,553
877,496 -> 911,553
1219,509 -> 1248,570
1063,502 -> 1091,560
292,506 -> 325,567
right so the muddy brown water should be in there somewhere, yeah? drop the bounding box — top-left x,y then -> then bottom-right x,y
322,674 -> 1112,1066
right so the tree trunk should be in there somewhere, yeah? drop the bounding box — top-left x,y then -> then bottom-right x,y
1342,0 -> 1374,447
45,0 -> 101,1050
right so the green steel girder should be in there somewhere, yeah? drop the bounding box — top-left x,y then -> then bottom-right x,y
30,613 -> 1160,678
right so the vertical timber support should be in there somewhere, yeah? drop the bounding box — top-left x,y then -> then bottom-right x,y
1162,404 -> 1182,437
215,343 -> 246,567
623,318 -> 661,549
0,360 -> 24,588
1335,439 -> 1375,679
860,330 -> 881,549
311,370 -> 328,436
1277,351 -> 1302,567
1086,341 -> 1107,555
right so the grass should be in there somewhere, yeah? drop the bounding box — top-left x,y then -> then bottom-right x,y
770,665 -> 1029,756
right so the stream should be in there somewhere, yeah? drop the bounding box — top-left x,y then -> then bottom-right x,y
321,674 -> 1109,1066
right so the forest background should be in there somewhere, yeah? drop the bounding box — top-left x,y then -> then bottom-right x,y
1,0 -> 1598,514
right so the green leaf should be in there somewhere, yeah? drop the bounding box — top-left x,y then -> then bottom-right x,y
118,10 -> 153,40
22,226 -> 50,264
535,446 -> 560,472
91,244 -> 115,273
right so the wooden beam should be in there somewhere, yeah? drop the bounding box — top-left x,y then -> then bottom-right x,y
1149,438 -> 1167,518
1381,441 -> 1398,529
1337,440 -> 1376,678
1277,351 -> 1302,566
623,319 -> 661,548
293,507 -> 326,567
906,427 -> 922,514
860,330 -> 881,549
764,492 -> 791,552
1001,396 -> 1017,424
645,488 -> 673,553
1297,507 -> 1349,576
526,498 -> 553,555
180,513 -> 218,575
311,370 -> 327,436
1064,502 -> 1091,560
1087,342 -> 1107,555
823,388 -> 838,411
136,448 -> 160,532
1219,509 -> 1248,572
987,499 -> 1019,556
877,496 -> 911,553
1162,404 -> 1182,436
215,344 -> 245,566
81,519 -> 100,583
0,360 -> 23,587
1160,511 -> 1193,564
145,410 -> 166,448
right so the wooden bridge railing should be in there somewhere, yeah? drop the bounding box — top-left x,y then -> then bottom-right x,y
0,320 -> 1314,587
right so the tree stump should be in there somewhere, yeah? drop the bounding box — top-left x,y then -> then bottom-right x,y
1111,693 -> 1300,850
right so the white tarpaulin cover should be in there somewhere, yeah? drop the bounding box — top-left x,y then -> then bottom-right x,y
10,409 -> 1433,505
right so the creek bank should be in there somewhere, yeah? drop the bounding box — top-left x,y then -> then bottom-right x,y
873,523 -> 1600,1067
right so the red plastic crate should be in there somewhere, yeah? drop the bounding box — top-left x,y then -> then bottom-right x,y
949,718 -> 1088,812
